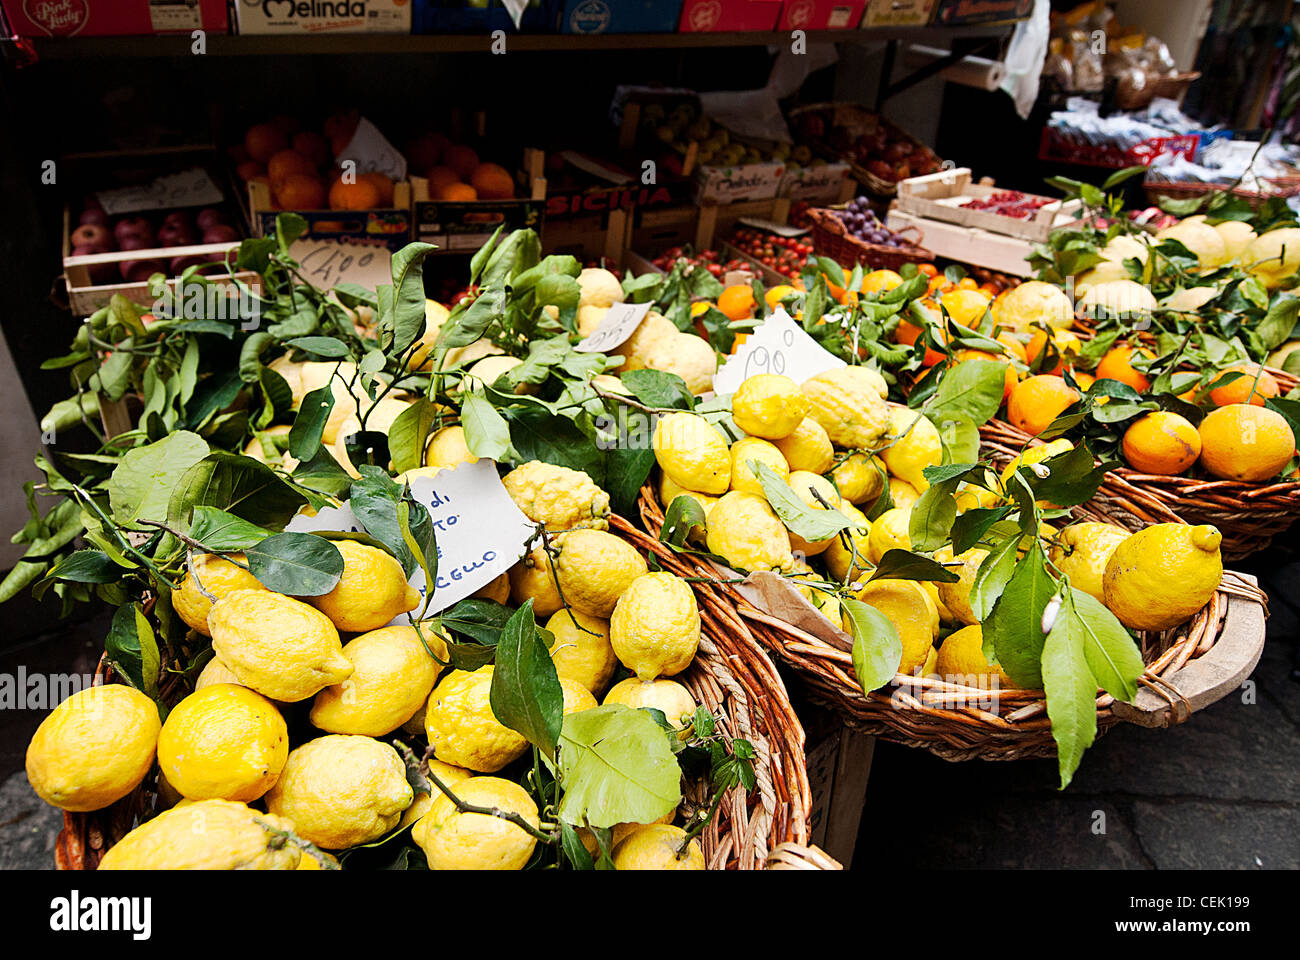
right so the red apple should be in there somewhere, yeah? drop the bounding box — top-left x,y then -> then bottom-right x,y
119,235 -> 155,252
202,224 -> 240,244
170,255 -> 207,274
114,217 -> 154,244
120,258 -> 166,283
79,208 -> 108,227
196,208 -> 226,231
158,222 -> 197,247
71,223 -> 112,249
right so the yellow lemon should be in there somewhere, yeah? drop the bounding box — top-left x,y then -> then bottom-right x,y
830,452 -> 885,505
1049,523 -> 1130,602
157,684 -> 287,802
653,412 -> 731,494
26,685 -> 160,812
545,608 -> 617,695
610,572 -> 701,680
509,547 -> 563,618
425,425 -> 479,469
881,405 -> 941,492
774,417 -> 835,473
729,436 -> 790,495
1103,524 -> 1222,631
425,667 -> 528,772
731,373 -> 809,439
935,624 -> 1015,688
265,735 -> 413,849
612,823 -> 704,870
554,529 -> 649,618
866,507 -> 910,564
822,502 -> 872,583
705,491 -> 794,573
98,799 -> 299,870
854,578 -> 939,675
310,625 -> 448,736
412,776 -> 539,870
800,367 -> 890,448
934,544 -> 989,626
502,461 -> 611,532
195,655 -> 243,690
603,678 -> 697,729
306,539 -> 420,634
173,552 -> 265,637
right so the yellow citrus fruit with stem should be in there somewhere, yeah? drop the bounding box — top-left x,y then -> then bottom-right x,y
729,437 -> 789,495
800,367 -> 890,448
310,624 -> 448,736
934,545 -> 989,626
705,491 -> 794,573
822,502 -> 872,583
866,507 -> 910,564
1049,522 -> 1130,602
774,418 -> 835,474
830,452 -> 884,505
157,684 -> 288,802
509,546 -> 563,618
173,552 -> 266,637
412,776 -> 539,871
881,405 -> 941,492
1102,524 -> 1222,631
502,461 -> 611,532
609,572 -> 701,680
553,529 -> 649,618
935,624 -> 1015,688
425,666 -> 527,772
612,823 -> 704,871
544,608 -> 617,696
603,678 -> 697,729
854,579 -> 939,675
98,799 -> 300,870
653,412 -> 732,494
307,539 -> 420,634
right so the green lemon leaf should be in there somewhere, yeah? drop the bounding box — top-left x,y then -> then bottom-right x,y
622,369 -> 695,411
288,384 -> 336,462
386,242 -> 438,355
1029,445 -> 1120,508
490,600 -> 563,756
285,336 -> 350,359
389,399 -> 442,475
1069,588 -> 1144,702
845,597 -> 903,692
108,432 -> 210,524
923,358 -> 1006,426
951,506 -> 1013,556
560,821 -> 596,870
438,597 -> 513,645
244,532 -> 343,596
104,602 -> 159,699
168,452 -> 306,531
984,543 -> 1055,688
187,506 -> 271,551
460,390 -> 512,461
868,549 -> 960,584
755,462 -> 851,543
661,494 -> 708,549
557,704 -> 682,829
1042,592 -> 1100,789
1255,294 -> 1298,351
349,466 -> 433,577
908,477 -> 959,552
43,550 -> 119,584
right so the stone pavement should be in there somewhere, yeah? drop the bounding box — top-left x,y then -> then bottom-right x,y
1,572 -> 1296,870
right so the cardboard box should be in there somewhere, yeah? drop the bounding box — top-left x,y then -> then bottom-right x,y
779,162 -> 853,202
2,0 -> 227,36
929,0 -> 1032,26
859,0 -> 933,26
694,161 -> 785,204
778,0 -> 864,30
886,208 -> 1035,276
677,0 -> 782,31
559,0 -> 682,33
233,0 -> 411,34
411,172 -> 545,253
247,179 -> 414,251
894,168 -> 1083,242
413,0 -> 556,33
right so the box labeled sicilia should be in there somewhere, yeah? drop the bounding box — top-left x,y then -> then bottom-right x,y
232,0 -> 412,34
1,0 -> 228,36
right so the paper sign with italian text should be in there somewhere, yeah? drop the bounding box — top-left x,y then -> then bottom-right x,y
284,461 -> 536,619
289,238 -> 392,294
711,308 -> 845,395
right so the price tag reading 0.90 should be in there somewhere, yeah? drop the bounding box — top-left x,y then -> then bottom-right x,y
741,327 -> 796,380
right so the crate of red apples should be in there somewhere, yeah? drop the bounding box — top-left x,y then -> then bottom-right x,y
788,103 -> 943,197
894,168 -> 1083,242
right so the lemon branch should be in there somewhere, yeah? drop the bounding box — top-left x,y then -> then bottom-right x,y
251,817 -> 340,870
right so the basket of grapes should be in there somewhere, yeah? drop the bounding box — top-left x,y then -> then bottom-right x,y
807,199 -> 931,272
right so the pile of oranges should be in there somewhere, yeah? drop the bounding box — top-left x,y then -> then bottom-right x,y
407,131 -> 517,203
233,113 -> 397,213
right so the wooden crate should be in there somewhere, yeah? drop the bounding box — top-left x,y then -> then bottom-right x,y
895,168 -> 1083,242
248,179 -> 414,252
885,208 -> 1036,276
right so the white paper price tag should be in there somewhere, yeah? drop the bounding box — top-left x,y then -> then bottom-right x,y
96,168 -> 226,215
711,308 -> 845,394
335,116 -> 408,182
283,461 -> 536,619
289,238 -> 391,292
574,301 -> 652,354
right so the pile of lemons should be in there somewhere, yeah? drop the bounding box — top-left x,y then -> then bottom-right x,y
25,462 -> 717,871
648,371 -> 1225,687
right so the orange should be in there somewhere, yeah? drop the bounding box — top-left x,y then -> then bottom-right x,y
1121,412 -> 1201,475
407,131 -> 450,172
275,174 -> 327,210
957,277 -> 978,290
1198,404 -> 1296,481
894,318 -> 945,367
436,181 -> 478,202
442,144 -> 481,180
244,123 -> 288,164
1007,375 -> 1080,436
997,332 -> 1027,363
426,166 -> 461,194
1026,327 -> 1080,375
926,274 -> 948,296
470,163 -> 516,200
236,161 -> 267,183
267,149 -> 317,187
938,288 -> 991,328
953,349 -> 1018,402
1071,371 -> 1096,391
360,172 -> 395,205
917,264 -> 938,277
1095,343 -> 1153,393
861,269 -> 904,294
328,178 -> 382,211
764,285 -> 798,310
718,285 -> 756,322
1207,364 -> 1279,407
292,131 -> 332,168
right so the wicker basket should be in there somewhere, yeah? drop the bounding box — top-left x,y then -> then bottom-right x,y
55,517 -> 818,872
807,206 -> 933,273
637,484 -> 1267,761
1142,177 -> 1300,212
1114,71 -> 1201,111
981,418 -> 1300,561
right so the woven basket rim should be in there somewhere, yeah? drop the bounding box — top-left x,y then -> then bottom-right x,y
636,482 -> 1267,760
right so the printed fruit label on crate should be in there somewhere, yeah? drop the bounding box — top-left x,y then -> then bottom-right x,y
712,308 -> 844,394
286,460 -> 535,617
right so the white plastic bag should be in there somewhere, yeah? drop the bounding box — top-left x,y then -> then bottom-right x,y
1000,0 -> 1051,118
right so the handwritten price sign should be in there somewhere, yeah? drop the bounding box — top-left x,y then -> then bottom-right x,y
574,301 -> 652,354
289,239 -> 391,292
712,308 -> 845,394
96,168 -> 226,216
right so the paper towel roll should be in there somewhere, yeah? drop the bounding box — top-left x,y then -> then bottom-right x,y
904,44 -> 1008,92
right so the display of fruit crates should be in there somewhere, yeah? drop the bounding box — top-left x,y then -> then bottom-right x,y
246,179 -> 414,252
411,154 -> 546,254
885,207 -> 1034,276
806,204 -> 930,272
894,168 -> 1084,242
1,0 -> 227,36
788,102 -> 944,197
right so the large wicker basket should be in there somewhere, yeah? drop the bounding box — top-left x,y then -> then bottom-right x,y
981,418 -> 1300,561
55,516 -> 820,872
637,485 -> 1268,761
807,206 -> 933,273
